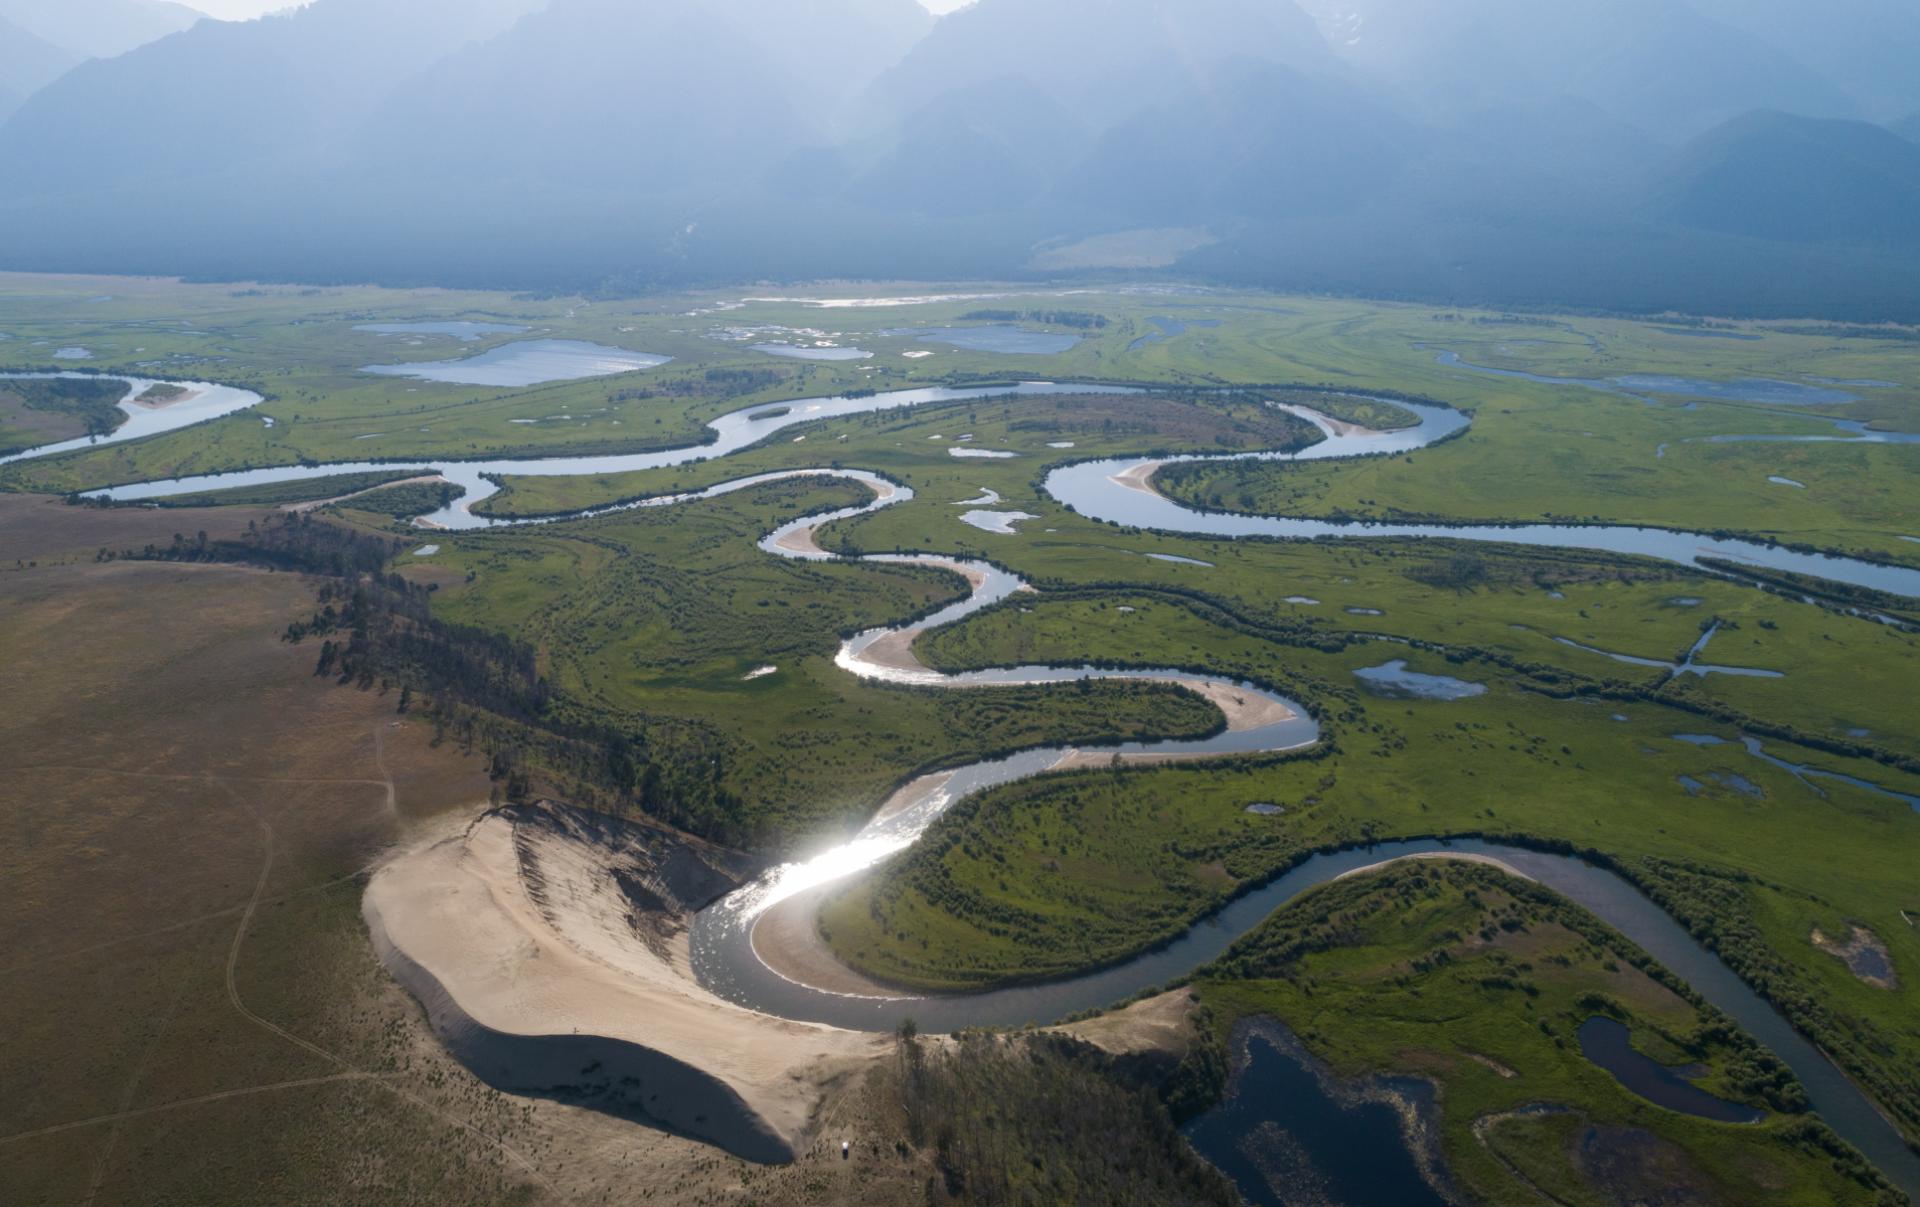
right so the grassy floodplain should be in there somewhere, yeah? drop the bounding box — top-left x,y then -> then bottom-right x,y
2,272 -> 1916,574
2,274 -> 1918,1196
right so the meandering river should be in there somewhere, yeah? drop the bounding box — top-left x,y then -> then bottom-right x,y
12,374 -> 1918,1192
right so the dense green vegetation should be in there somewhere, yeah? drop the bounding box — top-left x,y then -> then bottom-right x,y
333,477 -> 465,519
1181,862 -> 1899,1204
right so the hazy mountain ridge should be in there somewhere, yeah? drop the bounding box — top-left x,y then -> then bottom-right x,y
0,13 -> 73,121
1655,111 -> 1920,247
1,0 -> 1917,318
0,0 -> 199,60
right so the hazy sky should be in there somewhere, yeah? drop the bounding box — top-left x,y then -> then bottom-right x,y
183,0 -> 974,18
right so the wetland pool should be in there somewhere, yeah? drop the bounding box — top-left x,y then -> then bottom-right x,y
1577,1017 -> 1763,1124
1185,1022 -> 1450,1207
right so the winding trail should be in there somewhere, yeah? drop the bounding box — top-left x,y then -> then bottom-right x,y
27,375 -> 1920,1188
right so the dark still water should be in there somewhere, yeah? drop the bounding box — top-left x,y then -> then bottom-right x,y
1185,1022 -> 1450,1207
1578,1017 -> 1764,1124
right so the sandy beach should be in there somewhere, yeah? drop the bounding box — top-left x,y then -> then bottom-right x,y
1110,459 -> 1164,494
365,811 -> 887,1162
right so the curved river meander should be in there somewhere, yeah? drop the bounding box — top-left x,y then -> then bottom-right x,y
13,375 -> 1918,1191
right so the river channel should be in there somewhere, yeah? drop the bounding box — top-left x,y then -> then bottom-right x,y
10,374 -> 1917,1193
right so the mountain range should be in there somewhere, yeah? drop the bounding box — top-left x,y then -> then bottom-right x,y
0,0 -> 199,121
2,0 -> 1918,319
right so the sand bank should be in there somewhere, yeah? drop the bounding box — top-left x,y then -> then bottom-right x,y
365,809 -> 886,1163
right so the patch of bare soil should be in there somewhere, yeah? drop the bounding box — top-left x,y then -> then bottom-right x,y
1054,989 -> 1200,1061
1812,925 -> 1901,989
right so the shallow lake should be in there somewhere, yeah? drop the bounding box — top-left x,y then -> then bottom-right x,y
362,339 -> 671,386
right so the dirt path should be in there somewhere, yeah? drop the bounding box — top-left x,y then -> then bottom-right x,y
0,1074 -> 386,1147
18,720 -> 557,1196
0,763 -> 397,790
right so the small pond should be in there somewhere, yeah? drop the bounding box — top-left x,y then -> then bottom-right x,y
959,510 -> 1037,534
1185,1024 -> 1451,1207
1671,734 -> 1920,813
1353,660 -> 1487,701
